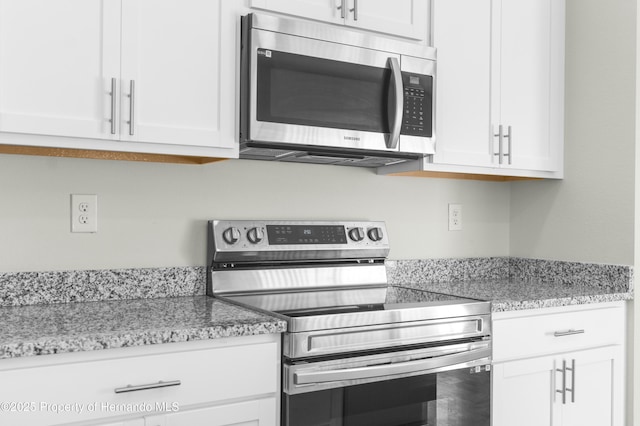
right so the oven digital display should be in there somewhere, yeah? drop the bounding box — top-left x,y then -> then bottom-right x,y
266,225 -> 347,245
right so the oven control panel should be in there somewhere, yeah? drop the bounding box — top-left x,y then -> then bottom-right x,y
209,220 -> 389,263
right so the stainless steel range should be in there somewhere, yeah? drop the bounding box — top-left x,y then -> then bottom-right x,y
207,220 -> 491,426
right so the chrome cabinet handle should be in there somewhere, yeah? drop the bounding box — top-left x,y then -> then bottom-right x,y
505,125 -> 512,165
337,0 -> 345,18
350,0 -> 358,20
128,80 -> 135,136
109,78 -> 117,135
555,360 -> 567,404
553,329 -> 585,337
493,125 -> 512,165
114,380 -> 181,394
386,57 -> 403,150
493,125 -> 503,165
566,359 -> 576,403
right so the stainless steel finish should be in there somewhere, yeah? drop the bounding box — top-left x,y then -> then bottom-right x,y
110,78 -> 117,135
566,358 -> 575,403
556,360 -> 567,404
282,312 -> 490,358
208,219 -> 491,369
350,0 -> 358,20
338,0 -> 345,18
114,380 -> 181,394
241,13 -> 436,167
506,125 -> 512,165
553,329 -> 585,337
247,26 -> 402,153
284,341 -> 491,394
128,80 -> 135,136
212,264 -> 388,299
209,220 -> 389,264
387,57 -> 403,150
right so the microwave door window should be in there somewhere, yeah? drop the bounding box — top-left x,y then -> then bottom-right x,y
256,50 -> 390,134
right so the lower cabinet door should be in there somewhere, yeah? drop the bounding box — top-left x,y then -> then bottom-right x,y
493,345 -> 623,426
144,397 -> 277,426
559,346 -> 623,426
492,355 -> 555,426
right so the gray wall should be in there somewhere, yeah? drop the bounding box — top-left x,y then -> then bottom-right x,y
0,155 -> 510,272
510,0 -> 636,266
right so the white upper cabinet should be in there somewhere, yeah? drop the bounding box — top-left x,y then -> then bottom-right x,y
0,0 -> 236,159
250,0 -> 429,42
432,0 -> 493,168
0,0 -> 121,141
496,0 -> 564,172
432,0 -> 564,176
120,0 -> 232,149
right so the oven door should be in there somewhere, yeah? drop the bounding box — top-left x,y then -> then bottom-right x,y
282,341 -> 491,426
240,14 -> 435,156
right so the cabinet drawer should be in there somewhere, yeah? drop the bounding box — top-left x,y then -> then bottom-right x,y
0,337 -> 278,425
492,303 -> 625,362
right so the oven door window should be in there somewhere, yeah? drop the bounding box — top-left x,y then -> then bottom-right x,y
256,49 -> 390,133
283,368 -> 490,426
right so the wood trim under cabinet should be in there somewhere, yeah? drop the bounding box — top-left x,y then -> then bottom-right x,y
0,144 -> 227,165
387,170 -> 541,181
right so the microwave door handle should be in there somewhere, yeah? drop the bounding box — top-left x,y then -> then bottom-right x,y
386,57 -> 403,150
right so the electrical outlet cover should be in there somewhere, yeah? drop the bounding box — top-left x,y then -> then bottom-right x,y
71,194 -> 98,233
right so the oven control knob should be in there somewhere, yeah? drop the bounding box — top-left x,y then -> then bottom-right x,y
247,227 -> 264,244
222,227 -> 241,245
367,227 -> 384,242
348,227 -> 365,242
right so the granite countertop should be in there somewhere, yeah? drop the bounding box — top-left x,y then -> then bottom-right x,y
398,279 -> 633,312
0,296 -> 286,359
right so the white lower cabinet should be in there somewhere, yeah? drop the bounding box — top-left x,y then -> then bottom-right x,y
491,302 -> 626,426
0,334 -> 280,426
143,397 -> 275,426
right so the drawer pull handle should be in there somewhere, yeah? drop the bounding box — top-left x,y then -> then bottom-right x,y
553,329 -> 585,337
114,380 -> 181,394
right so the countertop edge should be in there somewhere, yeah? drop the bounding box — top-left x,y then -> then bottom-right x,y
490,292 -> 633,313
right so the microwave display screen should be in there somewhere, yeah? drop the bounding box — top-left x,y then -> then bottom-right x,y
256,49 -> 390,134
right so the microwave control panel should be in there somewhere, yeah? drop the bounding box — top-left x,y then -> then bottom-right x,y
401,72 -> 433,138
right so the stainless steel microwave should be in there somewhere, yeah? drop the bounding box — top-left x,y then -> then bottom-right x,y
240,13 -> 436,168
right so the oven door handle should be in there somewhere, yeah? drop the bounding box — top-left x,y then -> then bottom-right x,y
386,57 -> 403,150
294,346 -> 491,386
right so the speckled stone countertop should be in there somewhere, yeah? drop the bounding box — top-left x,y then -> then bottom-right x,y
396,280 -> 633,312
0,296 -> 286,359
387,257 -> 633,312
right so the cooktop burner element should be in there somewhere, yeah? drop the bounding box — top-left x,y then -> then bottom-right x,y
207,220 -> 491,360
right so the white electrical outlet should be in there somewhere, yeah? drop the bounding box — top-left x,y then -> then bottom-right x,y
448,203 -> 462,231
71,194 -> 98,233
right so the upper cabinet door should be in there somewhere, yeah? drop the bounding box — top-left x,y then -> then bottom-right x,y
120,0 -> 232,148
431,0 -> 493,167
497,0 -> 564,172
347,0 -> 429,41
250,0 -> 344,25
0,0 -> 121,140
